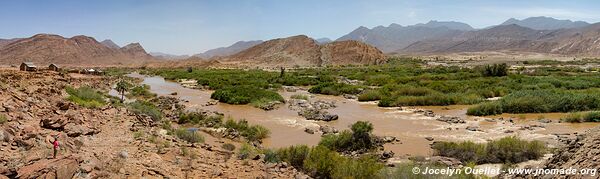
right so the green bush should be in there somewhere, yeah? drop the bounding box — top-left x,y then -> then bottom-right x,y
432,136 -> 546,164
358,90 -> 382,101
303,146 -> 340,177
223,118 -> 270,142
308,82 -> 362,95
263,149 -> 281,163
175,128 -> 205,143
128,101 -> 163,121
432,141 -> 486,163
319,130 -> 353,152
468,90 -> 600,116
333,155 -> 383,179
481,63 -> 508,77
583,111 -> 600,122
211,85 -> 284,105
290,94 -> 309,100
485,136 -> 546,164
466,102 -> 503,116
178,111 -> 223,127
238,143 -> 257,160
276,145 -> 310,168
221,143 -> 236,151
562,111 -> 600,122
380,93 -> 457,106
0,114 -> 7,124
318,121 -> 378,153
66,86 -> 106,108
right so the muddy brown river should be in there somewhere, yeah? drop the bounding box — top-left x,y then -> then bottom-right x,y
129,73 -> 600,157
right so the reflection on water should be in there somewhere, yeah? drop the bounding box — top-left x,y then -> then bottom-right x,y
129,73 -> 600,157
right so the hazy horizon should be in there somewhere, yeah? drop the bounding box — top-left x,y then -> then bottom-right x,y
1,0 -> 599,55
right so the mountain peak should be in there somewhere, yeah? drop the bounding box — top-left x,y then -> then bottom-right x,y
415,20 -> 474,30
100,39 -> 120,49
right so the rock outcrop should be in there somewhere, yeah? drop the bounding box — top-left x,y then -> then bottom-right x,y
219,35 -> 387,67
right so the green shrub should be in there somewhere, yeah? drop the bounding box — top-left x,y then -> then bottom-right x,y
223,118 -> 270,142
485,136 -> 546,163
222,143 -> 236,151
276,145 -> 310,168
0,114 -> 7,124
358,90 -> 382,101
290,94 -> 309,100
467,102 -> 503,116
211,85 -> 284,105
238,143 -> 257,160
562,111 -> 600,122
66,86 -> 106,108
332,155 -> 383,179
308,82 -> 362,95
583,111 -> 600,122
303,146 -> 340,178
481,63 -> 508,77
468,90 -> 600,116
178,111 -> 223,127
432,136 -> 546,164
318,121 -> 377,153
263,149 -> 281,163
431,141 -> 486,163
128,101 -> 163,121
319,130 -> 353,151
175,128 -> 204,143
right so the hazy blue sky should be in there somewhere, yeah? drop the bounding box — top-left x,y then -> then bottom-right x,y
1,0 -> 599,55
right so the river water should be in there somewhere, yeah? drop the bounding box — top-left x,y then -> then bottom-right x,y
128,73 -> 600,156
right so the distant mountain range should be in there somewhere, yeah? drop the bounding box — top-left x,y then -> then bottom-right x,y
500,16 -> 590,30
0,34 -> 155,66
399,23 -> 600,56
149,52 -> 190,60
193,40 -> 264,59
336,16 -> 599,56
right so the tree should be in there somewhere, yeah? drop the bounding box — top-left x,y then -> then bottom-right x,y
279,67 -> 285,78
115,80 -> 131,102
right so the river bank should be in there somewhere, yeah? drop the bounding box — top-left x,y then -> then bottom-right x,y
129,73 -> 600,158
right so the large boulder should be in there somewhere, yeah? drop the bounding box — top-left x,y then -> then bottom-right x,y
40,117 -> 69,130
17,156 -> 80,179
436,115 -> 465,124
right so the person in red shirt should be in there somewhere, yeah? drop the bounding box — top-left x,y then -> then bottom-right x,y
52,135 -> 59,159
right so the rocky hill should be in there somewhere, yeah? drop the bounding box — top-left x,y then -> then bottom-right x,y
219,35 -> 386,67
501,16 -> 590,30
0,34 -> 155,66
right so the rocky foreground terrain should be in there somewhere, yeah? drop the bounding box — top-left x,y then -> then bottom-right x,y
0,69 -> 305,178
